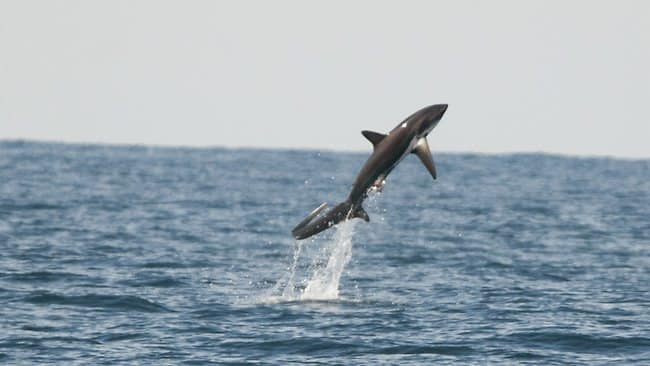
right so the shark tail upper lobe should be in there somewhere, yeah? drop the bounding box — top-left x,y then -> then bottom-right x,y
292,201 -> 354,240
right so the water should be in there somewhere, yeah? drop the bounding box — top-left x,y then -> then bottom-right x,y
0,140 -> 648,365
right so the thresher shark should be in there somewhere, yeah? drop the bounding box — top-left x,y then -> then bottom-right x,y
292,104 -> 448,240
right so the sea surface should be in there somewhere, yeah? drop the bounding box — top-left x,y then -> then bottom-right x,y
0,140 -> 648,365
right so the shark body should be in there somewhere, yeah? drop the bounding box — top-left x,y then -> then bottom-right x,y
292,104 -> 448,240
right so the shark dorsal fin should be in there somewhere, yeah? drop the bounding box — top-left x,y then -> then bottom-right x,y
361,130 -> 387,148
412,138 -> 437,180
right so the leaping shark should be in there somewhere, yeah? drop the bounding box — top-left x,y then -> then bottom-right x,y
292,104 -> 448,240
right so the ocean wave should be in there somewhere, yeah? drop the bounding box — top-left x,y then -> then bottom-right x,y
0,271 -> 90,283
377,344 -> 476,356
499,331 -> 650,353
22,291 -> 172,313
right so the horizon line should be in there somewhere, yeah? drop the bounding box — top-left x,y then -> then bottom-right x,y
1,137 -> 648,162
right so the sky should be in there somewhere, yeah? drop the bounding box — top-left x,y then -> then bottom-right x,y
1,1 -> 649,158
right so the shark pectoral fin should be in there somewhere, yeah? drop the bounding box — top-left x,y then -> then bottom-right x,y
361,130 -> 387,148
413,138 -> 437,180
353,206 -> 370,222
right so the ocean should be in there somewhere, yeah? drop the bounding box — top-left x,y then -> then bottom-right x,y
0,140 -> 648,365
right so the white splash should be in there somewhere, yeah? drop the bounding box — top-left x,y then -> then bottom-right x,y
280,240 -> 304,299
264,220 -> 357,303
301,220 -> 356,300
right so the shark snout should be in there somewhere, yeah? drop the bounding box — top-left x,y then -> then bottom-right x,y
432,104 -> 448,115
417,104 -> 448,135
421,104 -> 448,119
424,104 -> 448,121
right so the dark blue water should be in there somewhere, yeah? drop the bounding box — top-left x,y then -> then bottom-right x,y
1,140 -> 648,365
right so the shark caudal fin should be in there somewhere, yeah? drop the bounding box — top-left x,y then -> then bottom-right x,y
293,202 -> 328,231
292,201 -> 369,240
352,205 -> 370,222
